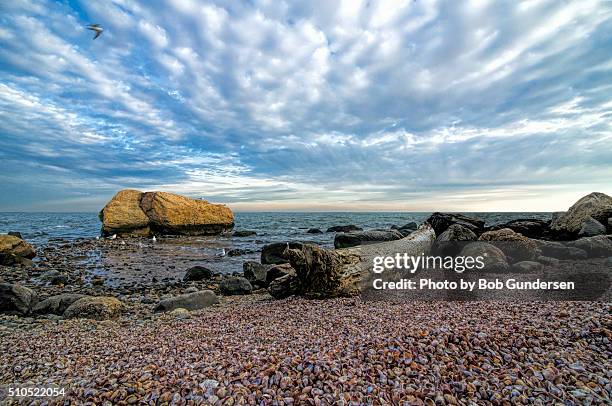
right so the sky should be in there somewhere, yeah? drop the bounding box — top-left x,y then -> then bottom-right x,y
0,0 -> 611,212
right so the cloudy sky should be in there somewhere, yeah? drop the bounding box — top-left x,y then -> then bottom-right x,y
0,0 -> 611,212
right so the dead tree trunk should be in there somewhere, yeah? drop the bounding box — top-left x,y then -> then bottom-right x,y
284,224 -> 435,298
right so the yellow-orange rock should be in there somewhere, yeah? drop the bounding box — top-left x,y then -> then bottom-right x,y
99,189 -> 150,237
140,191 -> 234,235
0,235 -> 36,265
99,189 -> 234,237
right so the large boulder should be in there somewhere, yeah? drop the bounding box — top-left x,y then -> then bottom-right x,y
183,265 -> 214,282
478,228 -> 541,262
0,283 -> 37,315
578,216 -> 607,237
219,276 -> 253,295
32,293 -> 86,315
99,189 -> 234,237
99,189 -> 151,237
63,296 -> 124,320
431,224 -> 477,256
154,290 -> 218,312
334,230 -> 403,249
425,212 -> 485,236
567,235 -> 612,257
326,225 -> 363,233
261,242 -> 305,265
551,192 -> 612,235
0,235 -> 36,266
459,242 -> 509,272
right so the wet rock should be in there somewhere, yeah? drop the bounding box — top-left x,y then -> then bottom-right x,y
425,213 -> 485,236
261,242 -> 305,265
511,261 -> 543,272
233,230 -> 257,237
326,225 -> 363,233
459,243 -> 509,272
243,261 -> 270,288
551,192 -> 612,235
266,263 -> 296,284
478,228 -> 541,262
399,222 -> 418,231
334,230 -> 403,249
268,274 -> 299,299
537,256 -> 560,266
535,240 -> 588,259
306,228 -> 323,234
0,283 -> 37,315
219,277 -> 253,295
7,231 -> 22,239
567,235 -> 612,257
578,216 -> 606,237
154,290 -> 218,312
431,224 -> 477,256
183,266 -> 214,281
0,235 -> 36,266
63,296 -> 124,320
32,294 -> 86,315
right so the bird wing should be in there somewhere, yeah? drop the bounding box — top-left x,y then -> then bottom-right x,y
93,29 -> 103,39
89,23 -> 100,27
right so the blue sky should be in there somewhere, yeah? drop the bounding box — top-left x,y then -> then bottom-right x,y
0,0 -> 611,212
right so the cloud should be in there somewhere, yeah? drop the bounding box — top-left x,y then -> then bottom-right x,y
0,0 -> 611,211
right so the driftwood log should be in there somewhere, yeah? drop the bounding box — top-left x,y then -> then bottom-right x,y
283,224 -> 436,298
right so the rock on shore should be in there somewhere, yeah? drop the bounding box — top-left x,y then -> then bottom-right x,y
551,192 -> 612,235
0,234 -> 36,265
99,189 -> 234,237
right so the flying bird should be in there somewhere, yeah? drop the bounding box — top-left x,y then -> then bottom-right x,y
86,23 -> 103,39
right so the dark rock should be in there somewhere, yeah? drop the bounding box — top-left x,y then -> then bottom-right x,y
261,242 -> 305,265
268,274 -> 299,299
606,256 -> 612,266
568,235 -> 612,257
535,240 -> 588,260
154,290 -> 218,312
459,242 -> 509,272
511,261 -> 543,272
537,256 -> 560,266
219,276 -> 253,295
226,248 -> 248,256
0,283 -> 37,315
431,224 -> 477,256
266,263 -> 296,283
490,219 -> 550,239
306,228 -> 323,234
63,296 -> 125,320
399,222 -> 418,231
183,265 -> 214,281
243,261 -> 270,288
578,216 -> 606,237
425,213 -> 485,236
326,225 -> 363,233
334,230 -> 403,249
7,231 -> 22,239
233,230 -> 257,237
91,277 -> 105,286
50,274 -> 69,285
32,294 -> 86,315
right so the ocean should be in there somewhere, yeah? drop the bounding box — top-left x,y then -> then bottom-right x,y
0,212 -> 553,282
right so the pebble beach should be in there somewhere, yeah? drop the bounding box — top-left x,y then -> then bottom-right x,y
1,296 -> 610,405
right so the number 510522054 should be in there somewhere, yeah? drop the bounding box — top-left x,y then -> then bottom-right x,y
8,387 -> 66,397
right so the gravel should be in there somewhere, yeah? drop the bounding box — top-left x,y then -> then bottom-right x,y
0,298 -> 610,405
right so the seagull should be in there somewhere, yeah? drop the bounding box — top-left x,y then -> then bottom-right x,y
86,23 -> 104,40
109,234 -> 117,240
220,248 -> 226,257
152,236 -> 157,243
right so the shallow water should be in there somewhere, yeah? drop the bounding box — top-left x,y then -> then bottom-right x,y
0,212 -> 552,284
